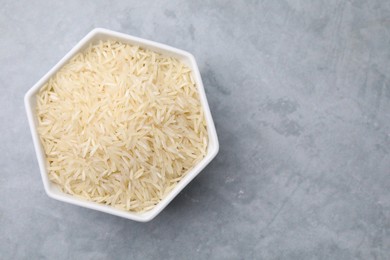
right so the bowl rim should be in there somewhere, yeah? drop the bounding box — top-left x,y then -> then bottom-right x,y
24,28 -> 219,222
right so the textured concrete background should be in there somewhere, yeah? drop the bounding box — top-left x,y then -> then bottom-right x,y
1,0 -> 390,259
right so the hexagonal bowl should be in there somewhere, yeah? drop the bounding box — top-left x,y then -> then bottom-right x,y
24,28 -> 219,222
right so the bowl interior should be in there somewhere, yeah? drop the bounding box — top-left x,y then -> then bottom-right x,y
25,28 -> 219,222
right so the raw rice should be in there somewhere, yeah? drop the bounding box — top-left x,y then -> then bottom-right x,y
36,40 -> 208,213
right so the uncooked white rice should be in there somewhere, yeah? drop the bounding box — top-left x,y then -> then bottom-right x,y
36,40 -> 208,213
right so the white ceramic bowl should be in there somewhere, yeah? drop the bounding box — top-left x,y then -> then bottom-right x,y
24,28 -> 219,222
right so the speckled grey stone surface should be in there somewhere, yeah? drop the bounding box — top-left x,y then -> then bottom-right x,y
1,0 -> 390,259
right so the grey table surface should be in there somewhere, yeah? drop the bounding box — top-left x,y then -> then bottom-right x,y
1,0 -> 390,259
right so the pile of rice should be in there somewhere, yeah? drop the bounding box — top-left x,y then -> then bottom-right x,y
36,40 -> 208,212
